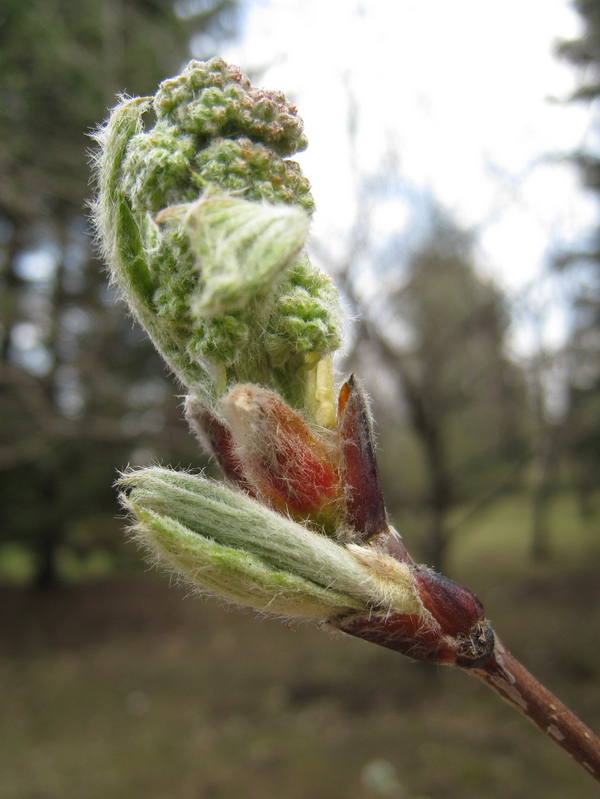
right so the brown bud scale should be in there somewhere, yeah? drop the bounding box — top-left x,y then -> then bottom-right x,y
338,565 -> 494,668
338,375 -> 388,541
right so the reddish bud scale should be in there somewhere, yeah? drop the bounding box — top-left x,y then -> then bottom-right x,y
383,527 -> 414,565
414,567 -> 494,667
339,567 -> 494,668
221,385 -> 339,517
338,376 -> 413,561
414,567 -> 485,638
338,376 -> 389,542
200,409 -> 257,494
339,612 -> 459,665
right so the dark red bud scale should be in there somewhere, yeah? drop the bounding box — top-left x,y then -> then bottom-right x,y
414,567 -> 485,638
414,566 -> 494,667
338,375 -> 388,541
200,408 -> 256,494
338,611 -> 459,665
185,398 -> 256,494
338,567 -> 494,668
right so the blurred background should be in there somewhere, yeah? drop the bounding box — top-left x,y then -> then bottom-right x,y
0,1 -> 598,797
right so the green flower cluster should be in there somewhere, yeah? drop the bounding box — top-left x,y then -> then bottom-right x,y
93,58 -> 342,410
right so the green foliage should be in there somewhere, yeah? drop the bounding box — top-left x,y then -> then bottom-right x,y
0,0 -> 236,217
0,0 -> 238,588
555,1 -> 600,492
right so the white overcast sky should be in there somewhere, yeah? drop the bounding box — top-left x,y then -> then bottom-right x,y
216,0 -> 597,352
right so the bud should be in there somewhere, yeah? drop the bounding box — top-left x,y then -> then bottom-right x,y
220,384 -> 340,522
91,58 -> 342,410
119,466 -> 424,620
96,60 -> 494,680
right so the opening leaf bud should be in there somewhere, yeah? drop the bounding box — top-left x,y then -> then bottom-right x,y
156,193 -> 310,317
119,467 -> 424,620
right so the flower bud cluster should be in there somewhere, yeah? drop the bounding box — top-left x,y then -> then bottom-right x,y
92,58 -> 342,411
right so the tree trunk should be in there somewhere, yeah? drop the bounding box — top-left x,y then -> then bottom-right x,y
34,527 -> 61,591
530,423 -> 560,562
33,468 -> 62,591
424,426 -> 452,571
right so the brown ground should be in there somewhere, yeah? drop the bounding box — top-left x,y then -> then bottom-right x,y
0,568 -> 598,799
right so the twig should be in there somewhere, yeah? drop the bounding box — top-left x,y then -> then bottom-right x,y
340,617 -> 600,782
471,634 -> 600,780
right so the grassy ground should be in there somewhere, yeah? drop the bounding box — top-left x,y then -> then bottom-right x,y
1,493 -> 599,799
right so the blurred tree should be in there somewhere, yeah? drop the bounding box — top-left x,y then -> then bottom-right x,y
555,0 -> 600,513
0,0 -> 237,220
336,202 -> 528,570
0,0 -> 238,588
